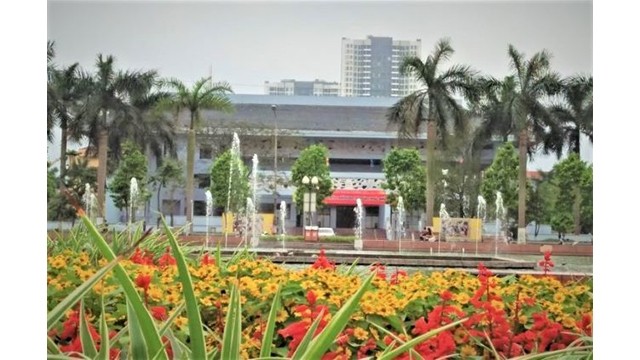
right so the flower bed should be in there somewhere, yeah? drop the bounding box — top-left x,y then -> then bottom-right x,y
48,242 -> 592,359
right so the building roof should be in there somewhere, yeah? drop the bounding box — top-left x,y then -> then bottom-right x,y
175,94 -> 409,134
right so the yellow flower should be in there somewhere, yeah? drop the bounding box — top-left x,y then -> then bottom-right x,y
354,327 -> 368,341
460,344 -> 477,358
49,256 -> 66,269
553,292 -> 566,303
174,316 -> 188,328
227,264 -> 238,273
455,292 -> 470,305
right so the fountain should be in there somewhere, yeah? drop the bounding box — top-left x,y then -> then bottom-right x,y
385,217 -> 393,241
495,191 -> 505,257
476,195 -> 487,255
354,198 -> 364,251
396,196 -> 406,252
129,177 -> 139,242
438,203 -> 450,254
225,133 -> 241,248
279,200 -> 287,251
251,154 -> 259,248
205,190 -> 213,248
246,197 -> 258,248
82,183 -> 98,220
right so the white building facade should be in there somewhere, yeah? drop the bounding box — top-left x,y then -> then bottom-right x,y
340,35 -> 421,97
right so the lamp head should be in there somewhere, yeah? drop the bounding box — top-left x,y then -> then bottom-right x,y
302,176 -> 310,184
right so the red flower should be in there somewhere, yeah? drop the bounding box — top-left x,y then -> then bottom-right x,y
312,249 -> 336,270
412,317 -> 429,335
201,252 -> 215,266
370,263 -> 386,280
390,269 -> 407,285
440,290 -> 453,302
135,273 -> 151,292
306,290 -> 317,306
130,247 -> 154,265
150,306 -> 168,321
158,247 -> 176,268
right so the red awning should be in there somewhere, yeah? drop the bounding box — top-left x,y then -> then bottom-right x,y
323,189 -> 387,206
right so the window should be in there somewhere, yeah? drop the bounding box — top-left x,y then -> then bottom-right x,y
194,200 -> 207,216
199,146 -> 213,159
195,174 -> 210,188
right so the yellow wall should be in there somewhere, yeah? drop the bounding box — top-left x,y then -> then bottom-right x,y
432,217 -> 482,242
222,213 -> 276,235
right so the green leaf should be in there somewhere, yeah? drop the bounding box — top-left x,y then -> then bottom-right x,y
366,321 -> 424,360
47,258 -> 118,331
291,310 -> 326,360
162,217 -> 207,360
158,302 -> 186,336
80,216 -> 167,359
259,284 -> 282,358
95,295 -> 109,360
377,317 -> 468,360
299,272 -> 375,359
164,329 -> 191,360
78,299 -> 98,358
345,258 -> 360,275
126,299 -> 149,359
47,337 -> 61,355
221,283 -> 242,359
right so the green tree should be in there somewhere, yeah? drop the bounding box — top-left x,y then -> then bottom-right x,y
48,158 -> 97,223
82,54 -> 158,219
150,158 -> 184,226
290,144 -> 333,213
580,164 -> 593,234
210,150 -> 250,214
163,77 -> 234,231
109,142 -> 150,222
381,148 -> 426,213
480,142 -> 519,221
488,45 -> 563,242
386,38 -> 480,226
526,175 -> 555,237
549,153 -> 589,236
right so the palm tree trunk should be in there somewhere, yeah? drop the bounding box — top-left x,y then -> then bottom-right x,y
517,128 -> 528,244
97,127 -> 108,222
59,121 -> 68,182
425,120 -> 437,227
186,127 -> 195,233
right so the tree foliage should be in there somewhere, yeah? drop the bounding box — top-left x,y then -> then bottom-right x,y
480,142 -> 519,219
290,144 -> 333,211
549,153 -> 591,234
386,38 -> 481,226
381,148 -> 426,212
150,158 -> 184,224
210,149 -> 250,214
47,159 -> 97,222
109,142 -> 150,216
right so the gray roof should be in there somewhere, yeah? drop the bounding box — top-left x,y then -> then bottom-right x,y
178,94 -> 404,133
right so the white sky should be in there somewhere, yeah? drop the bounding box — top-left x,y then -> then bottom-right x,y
46,0 -> 594,169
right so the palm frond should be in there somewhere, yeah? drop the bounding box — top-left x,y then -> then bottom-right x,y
386,91 -> 427,138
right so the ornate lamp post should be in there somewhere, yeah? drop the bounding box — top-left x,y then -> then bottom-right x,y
302,175 -> 319,228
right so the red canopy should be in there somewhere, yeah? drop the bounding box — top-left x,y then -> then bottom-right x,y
323,189 -> 387,206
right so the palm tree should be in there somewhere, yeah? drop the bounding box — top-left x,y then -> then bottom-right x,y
489,45 -> 563,243
163,77 -> 233,232
550,74 -> 593,155
47,63 -> 90,181
549,74 -> 592,235
387,38 -> 480,226
83,54 -> 159,219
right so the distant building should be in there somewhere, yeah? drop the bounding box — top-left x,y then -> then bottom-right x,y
264,79 -> 340,96
341,35 -> 421,97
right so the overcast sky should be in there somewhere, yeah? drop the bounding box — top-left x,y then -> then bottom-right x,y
46,0 -> 593,168
48,0 -> 592,93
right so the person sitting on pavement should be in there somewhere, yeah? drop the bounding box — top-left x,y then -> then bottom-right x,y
420,227 -> 436,242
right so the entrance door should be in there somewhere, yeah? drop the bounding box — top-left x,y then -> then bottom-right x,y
336,206 -> 356,229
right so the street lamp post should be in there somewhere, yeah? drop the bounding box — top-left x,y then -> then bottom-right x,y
302,176 -> 319,228
271,105 -> 278,233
